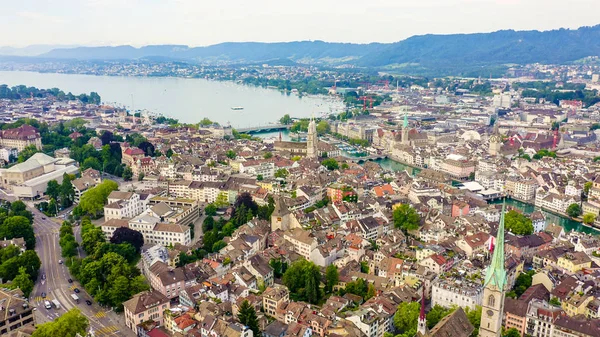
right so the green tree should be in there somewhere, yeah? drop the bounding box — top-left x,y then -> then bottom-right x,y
77,180 -> 118,218
394,301 -> 420,335
166,148 -> 174,158
583,213 -> 596,225
46,180 -> 61,200
31,308 -> 89,337
82,157 -> 101,171
584,181 -> 593,195
59,173 -> 75,208
12,266 -> 34,297
138,172 -> 145,181
81,226 -> 106,255
566,203 -> 582,218
465,305 -> 482,337
393,204 -> 420,231
238,300 -> 260,336
122,167 -> 133,181
360,261 -> 369,274
226,150 -> 237,159
426,305 -> 456,329
0,216 -> 35,249
504,328 -> 521,337
549,297 -> 561,306
205,203 -> 217,216
274,168 -> 289,179
279,114 -> 293,125
17,144 -> 39,163
263,152 -> 273,159
504,210 -> 534,235
9,200 -> 33,222
282,259 -> 321,304
322,158 -> 339,170
257,174 -> 263,181
316,120 -> 330,135
325,264 -> 339,293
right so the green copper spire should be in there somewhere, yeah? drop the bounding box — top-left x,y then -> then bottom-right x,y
484,199 -> 507,290
403,111 -> 409,128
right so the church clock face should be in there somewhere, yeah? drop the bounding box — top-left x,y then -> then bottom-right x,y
487,310 -> 494,317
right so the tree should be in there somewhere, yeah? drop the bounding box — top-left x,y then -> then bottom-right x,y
257,174 -> 263,181
17,144 -> 39,163
9,200 -> 33,222
282,259 -> 321,304
394,301 -> 420,335
322,158 -> 339,171
31,308 -> 89,337
344,278 -> 376,301
360,261 -> 369,274
504,210 -> 534,235
465,305 -> 482,337
238,300 -> 260,336
583,213 -> 597,225
212,240 -> 227,252
0,216 -> 35,249
59,173 -> 75,208
204,203 -> 217,216
567,203 -> 582,218
316,120 -> 330,135
82,225 -> 106,254
82,157 -> 101,171
138,141 -> 155,157
263,152 -> 273,159
122,166 -> 133,181
77,180 -> 118,218
110,227 -> 144,253
166,148 -> 174,158
46,180 -> 61,200
427,305 -> 456,329
393,204 -> 420,231
12,266 -> 34,297
549,297 -> 561,306
280,114 -> 293,125
138,172 -> 145,181
226,150 -> 237,159
584,181 -> 593,195
325,264 -> 339,293
504,328 -> 521,337
274,168 -> 289,179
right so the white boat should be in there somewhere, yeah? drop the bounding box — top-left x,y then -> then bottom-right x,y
231,106 -> 244,110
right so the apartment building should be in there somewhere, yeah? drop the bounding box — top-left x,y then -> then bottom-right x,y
262,286 -> 290,317
432,277 -> 482,310
147,196 -> 199,227
123,290 -> 171,332
0,288 -> 34,335
104,191 -> 148,221
283,228 -> 318,260
0,125 -> 42,151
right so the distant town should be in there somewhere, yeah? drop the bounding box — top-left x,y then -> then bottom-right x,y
1,60 -> 600,337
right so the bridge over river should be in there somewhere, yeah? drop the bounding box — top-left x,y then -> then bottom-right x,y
237,124 -> 291,133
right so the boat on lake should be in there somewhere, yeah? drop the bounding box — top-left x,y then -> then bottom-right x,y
231,106 -> 244,110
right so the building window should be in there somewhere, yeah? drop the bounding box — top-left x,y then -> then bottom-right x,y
488,295 -> 495,307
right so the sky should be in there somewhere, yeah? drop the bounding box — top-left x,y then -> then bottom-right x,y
2,0 -> 600,47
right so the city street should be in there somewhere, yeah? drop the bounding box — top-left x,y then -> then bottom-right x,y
0,189 -> 134,336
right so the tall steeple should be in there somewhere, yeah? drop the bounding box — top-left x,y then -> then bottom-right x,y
417,287 -> 428,336
488,122 -> 502,156
307,116 -> 318,158
402,110 -> 410,146
479,200 -> 507,337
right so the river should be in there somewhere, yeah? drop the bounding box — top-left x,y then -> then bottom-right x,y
0,71 -> 344,128
491,198 -> 599,235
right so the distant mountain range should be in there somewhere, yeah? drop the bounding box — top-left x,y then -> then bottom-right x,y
2,25 -> 600,74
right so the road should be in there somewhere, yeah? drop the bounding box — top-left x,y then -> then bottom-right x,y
0,190 -> 134,336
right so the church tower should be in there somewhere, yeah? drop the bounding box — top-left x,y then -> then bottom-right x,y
417,287 -> 428,336
307,118 -> 318,158
479,201 -> 507,337
488,122 -> 502,156
271,196 -> 291,231
402,111 -> 410,146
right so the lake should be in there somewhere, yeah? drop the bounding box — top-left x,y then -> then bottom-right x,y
0,71 -> 344,128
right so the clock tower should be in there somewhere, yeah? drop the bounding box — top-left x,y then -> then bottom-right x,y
479,201 -> 507,337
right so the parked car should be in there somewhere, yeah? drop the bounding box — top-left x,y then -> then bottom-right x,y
85,300 -> 92,306
41,292 -> 46,298
58,260 -> 63,264
73,288 -> 80,293
68,278 -> 73,283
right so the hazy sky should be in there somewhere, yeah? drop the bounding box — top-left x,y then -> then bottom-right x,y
2,0 -> 599,47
